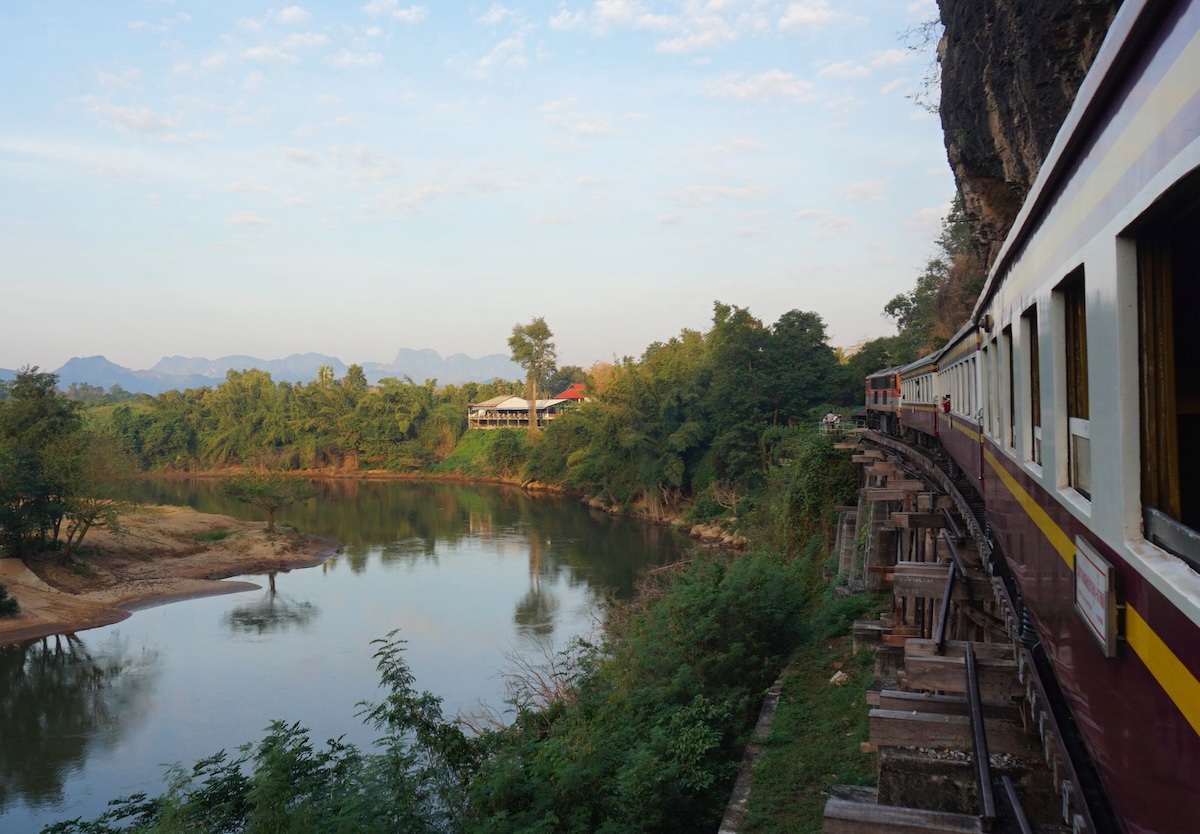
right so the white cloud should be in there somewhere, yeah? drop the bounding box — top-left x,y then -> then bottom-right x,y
283,33 -> 329,48
472,26 -> 532,76
221,181 -> 270,193
542,98 -> 614,138
96,68 -> 140,91
366,26 -> 383,37
330,50 -> 383,67
477,4 -> 516,25
237,17 -> 264,31
737,225 -> 770,237
281,196 -> 312,207
549,1 -> 737,52
226,212 -> 273,227
330,115 -> 358,127
535,213 -> 572,225
903,205 -> 946,237
871,48 -> 911,71
778,1 -> 838,32
796,208 -> 853,238
281,147 -> 322,166
880,78 -> 907,95
244,45 -> 300,64
842,179 -> 887,203
819,61 -> 868,79
690,137 -> 763,156
668,183 -> 773,207
243,71 -> 268,91
277,6 -> 311,25
201,53 -> 229,70
657,213 -> 681,224
88,102 -> 178,134
362,1 -> 428,23
128,12 -> 191,34
333,144 -> 402,180
704,70 -> 816,102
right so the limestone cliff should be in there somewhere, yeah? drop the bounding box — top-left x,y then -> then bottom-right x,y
937,0 -> 1121,266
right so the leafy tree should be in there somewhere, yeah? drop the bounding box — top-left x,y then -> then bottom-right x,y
545,365 -> 589,398
0,367 -> 82,557
508,317 -> 557,433
56,432 -> 138,561
219,474 -> 317,533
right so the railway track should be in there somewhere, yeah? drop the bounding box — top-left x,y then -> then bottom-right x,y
823,430 -> 1116,834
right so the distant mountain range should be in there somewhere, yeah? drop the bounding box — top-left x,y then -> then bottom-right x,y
1,350 -> 523,395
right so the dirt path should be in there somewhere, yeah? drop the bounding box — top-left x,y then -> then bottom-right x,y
0,505 -> 340,646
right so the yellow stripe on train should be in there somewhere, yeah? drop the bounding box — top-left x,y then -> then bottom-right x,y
983,448 -> 1200,740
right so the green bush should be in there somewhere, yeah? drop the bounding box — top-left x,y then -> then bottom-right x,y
193,529 -> 233,543
0,582 -> 18,617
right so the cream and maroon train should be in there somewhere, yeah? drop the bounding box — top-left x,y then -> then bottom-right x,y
865,2 -> 1200,831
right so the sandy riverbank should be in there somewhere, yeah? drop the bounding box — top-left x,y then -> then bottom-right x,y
0,505 -> 340,646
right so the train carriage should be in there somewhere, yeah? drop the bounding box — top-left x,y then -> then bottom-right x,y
862,2 -> 1200,830
935,324 -> 985,486
898,352 -> 940,444
864,366 -> 902,434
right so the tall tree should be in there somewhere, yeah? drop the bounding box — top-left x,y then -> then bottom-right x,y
0,368 -> 82,556
508,317 -> 557,433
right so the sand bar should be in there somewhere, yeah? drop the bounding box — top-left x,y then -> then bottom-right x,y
0,505 -> 340,646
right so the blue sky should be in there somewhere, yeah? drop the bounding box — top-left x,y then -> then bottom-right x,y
1,0 -> 952,373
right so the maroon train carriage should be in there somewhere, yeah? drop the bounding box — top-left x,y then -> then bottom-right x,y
898,352 -> 939,445
863,366 -> 901,434
863,2 -> 1200,831
934,323 -> 984,487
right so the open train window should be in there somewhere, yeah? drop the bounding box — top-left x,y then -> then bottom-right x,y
1057,269 -> 1090,499
1003,325 -> 1015,450
1023,306 -> 1042,464
1138,193 -> 1200,569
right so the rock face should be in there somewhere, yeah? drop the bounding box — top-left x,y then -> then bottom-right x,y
937,0 -> 1120,267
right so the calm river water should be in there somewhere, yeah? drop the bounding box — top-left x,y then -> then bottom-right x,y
0,479 -> 687,831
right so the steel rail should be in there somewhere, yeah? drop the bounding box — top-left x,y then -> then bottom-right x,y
966,642 -> 997,829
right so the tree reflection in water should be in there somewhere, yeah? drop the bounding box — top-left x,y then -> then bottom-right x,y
221,572 -> 320,636
514,535 -> 561,638
0,633 -> 160,810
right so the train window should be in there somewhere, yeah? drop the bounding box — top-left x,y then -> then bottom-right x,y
1058,269 -> 1090,499
1003,325 -> 1015,450
988,338 -> 1001,440
1139,197 -> 1200,557
1023,306 -> 1042,464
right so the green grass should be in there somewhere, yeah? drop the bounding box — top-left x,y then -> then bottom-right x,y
194,529 -> 234,542
740,617 -> 881,832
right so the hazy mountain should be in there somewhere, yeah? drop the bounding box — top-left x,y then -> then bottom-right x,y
0,368 -> 15,383
44,350 -> 522,395
152,353 -> 350,383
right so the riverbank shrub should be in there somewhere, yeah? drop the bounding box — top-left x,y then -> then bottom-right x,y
0,583 -> 18,616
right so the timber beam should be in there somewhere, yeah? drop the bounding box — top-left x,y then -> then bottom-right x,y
868,709 -> 1034,757
889,512 -> 947,529
823,787 -> 983,833
902,640 -> 1020,701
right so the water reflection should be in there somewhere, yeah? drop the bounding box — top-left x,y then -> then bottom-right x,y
222,572 -> 320,636
121,478 -> 685,600
0,633 -> 160,809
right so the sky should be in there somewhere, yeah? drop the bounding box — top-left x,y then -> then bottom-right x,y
0,0 -> 953,374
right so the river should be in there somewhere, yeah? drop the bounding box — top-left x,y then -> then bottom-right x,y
0,479 -> 687,831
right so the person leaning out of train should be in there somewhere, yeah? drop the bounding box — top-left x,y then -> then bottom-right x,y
942,394 -> 951,414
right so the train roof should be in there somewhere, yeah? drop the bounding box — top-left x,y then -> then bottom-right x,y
899,350 -> 939,379
865,365 -> 903,380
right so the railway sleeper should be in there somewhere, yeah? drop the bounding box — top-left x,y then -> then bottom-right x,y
847,435 -> 1102,833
